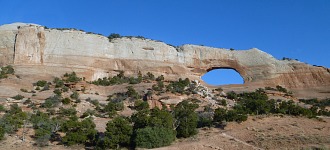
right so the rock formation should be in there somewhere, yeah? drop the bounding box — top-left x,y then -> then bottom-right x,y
0,23 -> 329,90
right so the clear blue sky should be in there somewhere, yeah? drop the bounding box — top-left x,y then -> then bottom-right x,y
1,0 -> 329,85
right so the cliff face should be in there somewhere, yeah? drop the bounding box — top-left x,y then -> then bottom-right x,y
1,23 -> 330,89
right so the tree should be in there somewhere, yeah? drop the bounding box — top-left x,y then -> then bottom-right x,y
213,107 -> 227,123
134,100 -> 149,111
0,104 -> 28,133
102,116 -> 133,149
108,33 -> 121,41
149,108 -> 174,129
131,109 -> 150,129
31,111 -> 61,146
135,127 -> 176,149
61,118 -> 97,146
173,100 -> 198,138
126,86 -> 140,99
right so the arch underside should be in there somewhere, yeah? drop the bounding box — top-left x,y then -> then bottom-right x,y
204,67 -> 245,85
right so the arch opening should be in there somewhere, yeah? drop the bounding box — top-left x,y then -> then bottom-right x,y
201,68 -> 244,86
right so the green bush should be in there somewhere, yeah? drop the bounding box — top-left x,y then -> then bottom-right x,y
53,89 -> 62,96
11,94 -> 24,100
20,88 -> 28,93
174,100 -> 198,138
102,116 -> 133,148
108,33 -> 121,41
0,126 -> 5,140
70,91 -> 79,100
63,72 -> 81,83
102,101 -> 124,117
61,118 -> 97,146
35,80 -> 48,87
126,86 -> 140,99
166,78 -> 190,94
0,104 -> 28,133
62,98 -> 71,105
91,71 -> 142,86
134,100 -> 149,111
81,109 -> 95,118
226,91 -> 238,99
135,127 -> 176,149
53,77 -> 64,88
59,107 -> 77,117
276,85 -> 288,93
0,65 -> 14,79
41,95 -> 61,108
0,105 -> 5,112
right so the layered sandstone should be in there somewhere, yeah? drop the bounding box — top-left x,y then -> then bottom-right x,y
0,23 -> 329,90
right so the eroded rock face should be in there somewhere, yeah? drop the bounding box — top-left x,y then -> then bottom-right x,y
0,23 -> 329,90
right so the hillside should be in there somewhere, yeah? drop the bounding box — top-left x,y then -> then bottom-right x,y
0,23 -> 330,149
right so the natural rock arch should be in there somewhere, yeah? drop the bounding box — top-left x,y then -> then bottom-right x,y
0,23 -> 329,90
204,67 -> 245,84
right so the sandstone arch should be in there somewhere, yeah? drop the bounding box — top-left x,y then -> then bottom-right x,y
203,67 -> 245,85
0,23 -> 329,91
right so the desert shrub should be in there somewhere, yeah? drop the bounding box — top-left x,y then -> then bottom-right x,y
0,126 -> 5,140
0,104 -> 28,133
134,100 -> 149,111
166,78 -> 190,94
299,98 -> 330,108
0,105 -> 5,112
143,72 -> 155,81
30,111 -> 62,146
53,77 -> 64,88
265,86 -> 277,91
155,75 -> 164,81
173,100 -> 198,138
276,85 -> 288,93
135,127 -> 176,149
53,89 -> 62,96
197,112 -> 213,128
34,80 -> 47,87
152,81 -> 164,91
226,91 -> 238,100
131,109 -> 150,129
81,109 -> 95,118
108,33 -> 121,41
220,99 -> 227,106
11,94 -> 24,100
128,76 -> 141,84
213,107 -> 247,123
41,95 -> 61,108
70,91 -> 79,100
61,118 -> 97,146
102,101 -> 124,117
20,88 -> 28,92
62,98 -> 71,105
101,116 -> 133,149
126,86 -> 140,99
0,65 -> 14,79
62,86 -> 69,92
59,107 -> 77,117
63,72 -> 81,83
91,71 -> 142,86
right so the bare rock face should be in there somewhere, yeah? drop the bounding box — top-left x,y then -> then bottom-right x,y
0,23 -> 329,90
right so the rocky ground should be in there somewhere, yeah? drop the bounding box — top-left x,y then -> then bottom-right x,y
154,115 -> 330,150
0,72 -> 329,150
1,115 -> 329,150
